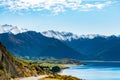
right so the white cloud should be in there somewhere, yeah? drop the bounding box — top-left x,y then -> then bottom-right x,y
82,1 -> 112,9
53,5 -> 65,14
0,0 -> 112,14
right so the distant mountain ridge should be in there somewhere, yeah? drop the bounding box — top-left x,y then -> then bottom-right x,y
0,24 -> 120,61
42,30 -> 120,61
0,31 -> 84,60
42,30 -> 80,41
0,24 -> 108,40
0,24 -> 117,40
42,30 -> 110,41
0,24 -> 27,34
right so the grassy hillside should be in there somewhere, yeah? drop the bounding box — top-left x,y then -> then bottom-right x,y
0,42 -> 83,80
39,75 -> 81,80
0,42 -> 51,79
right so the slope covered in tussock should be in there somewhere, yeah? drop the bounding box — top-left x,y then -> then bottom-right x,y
0,42 -> 45,79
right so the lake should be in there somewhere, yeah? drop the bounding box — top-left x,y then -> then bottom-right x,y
61,62 -> 120,80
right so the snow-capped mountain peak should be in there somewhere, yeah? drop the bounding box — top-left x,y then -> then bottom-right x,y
42,30 -> 108,41
0,24 -> 109,40
0,24 -> 28,34
42,30 -> 80,41
79,34 -> 100,39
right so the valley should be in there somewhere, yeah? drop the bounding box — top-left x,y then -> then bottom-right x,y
0,25 -> 120,80
0,0 -> 119,79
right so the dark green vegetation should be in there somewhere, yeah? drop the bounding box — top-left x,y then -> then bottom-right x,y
21,58 -> 82,65
51,66 -> 61,74
39,75 -> 81,80
20,58 -> 83,69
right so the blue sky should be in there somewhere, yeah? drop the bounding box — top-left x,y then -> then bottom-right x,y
0,0 -> 120,35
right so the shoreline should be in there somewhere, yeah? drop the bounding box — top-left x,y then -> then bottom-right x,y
59,64 -> 81,79
13,64 -> 81,80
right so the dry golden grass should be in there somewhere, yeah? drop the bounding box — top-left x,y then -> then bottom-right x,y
39,78 -> 59,80
39,75 -> 81,80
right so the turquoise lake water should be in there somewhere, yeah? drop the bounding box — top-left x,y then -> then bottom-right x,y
61,62 -> 120,80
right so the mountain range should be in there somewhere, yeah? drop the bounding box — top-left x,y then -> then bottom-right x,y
42,30 -> 120,61
0,24 -> 120,61
0,25 -> 84,60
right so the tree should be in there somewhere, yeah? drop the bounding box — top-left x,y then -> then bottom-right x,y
51,66 -> 61,74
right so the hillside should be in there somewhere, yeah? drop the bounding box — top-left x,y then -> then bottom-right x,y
0,42 -> 52,79
0,42 -> 39,79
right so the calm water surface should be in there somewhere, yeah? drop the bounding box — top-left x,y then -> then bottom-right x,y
61,62 -> 120,80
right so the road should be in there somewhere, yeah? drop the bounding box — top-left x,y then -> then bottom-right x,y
14,75 -> 47,80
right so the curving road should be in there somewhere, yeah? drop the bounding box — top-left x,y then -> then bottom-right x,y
14,75 -> 47,80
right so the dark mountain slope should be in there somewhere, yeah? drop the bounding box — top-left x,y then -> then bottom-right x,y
42,30 -> 120,60
97,44 -> 120,61
0,31 -> 84,59
64,36 -> 120,60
